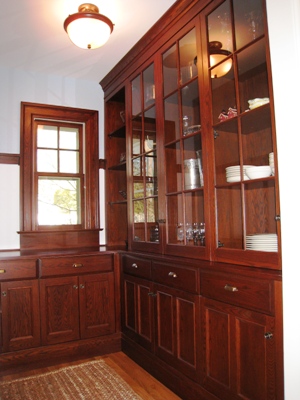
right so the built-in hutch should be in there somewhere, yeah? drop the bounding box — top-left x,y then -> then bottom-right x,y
100,0 -> 283,399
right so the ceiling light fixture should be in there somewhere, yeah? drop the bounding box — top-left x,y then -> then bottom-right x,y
64,3 -> 114,50
209,41 -> 232,78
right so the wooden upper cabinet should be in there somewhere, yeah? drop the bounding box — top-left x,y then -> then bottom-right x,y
101,0 -> 280,270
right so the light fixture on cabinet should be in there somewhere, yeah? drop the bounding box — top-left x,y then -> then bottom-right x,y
64,3 -> 114,50
209,41 -> 232,78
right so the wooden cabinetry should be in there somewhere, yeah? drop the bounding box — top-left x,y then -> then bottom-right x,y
122,254 -> 201,383
39,253 -> 115,345
200,269 -> 283,400
101,0 -> 283,398
0,258 -> 40,353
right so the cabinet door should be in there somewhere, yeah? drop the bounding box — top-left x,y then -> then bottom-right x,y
154,283 -> 200,383
201,297 -> 277,400
202,0 -> 280,268
162,23 -> 208,260
1,280 -> 40,352
122,274 -> 154,351
40,276 -> 80,345
79,273 -> 115,338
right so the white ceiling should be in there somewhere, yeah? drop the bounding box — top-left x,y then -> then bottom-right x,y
0,0 -> 177,83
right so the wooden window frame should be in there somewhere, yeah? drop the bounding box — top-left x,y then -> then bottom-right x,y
19,102 -> 100,251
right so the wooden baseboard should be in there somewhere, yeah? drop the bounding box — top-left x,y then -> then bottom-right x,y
0,333 -> 122,370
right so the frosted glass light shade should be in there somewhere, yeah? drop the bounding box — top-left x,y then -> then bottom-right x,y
64,4 -> 114,50
209,41 -> 232,78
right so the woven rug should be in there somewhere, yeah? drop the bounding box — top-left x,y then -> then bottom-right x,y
0,359 -> 143,400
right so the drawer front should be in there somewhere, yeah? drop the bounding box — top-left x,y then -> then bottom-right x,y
39,253 -> 114,277
122,255 -> 151,280
200,271 -> 274,314
152,261 -> 199,293
0,259 -> 37,281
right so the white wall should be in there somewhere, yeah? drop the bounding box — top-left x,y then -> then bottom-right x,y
0,66 -> 106,248
266,0 -> 300,398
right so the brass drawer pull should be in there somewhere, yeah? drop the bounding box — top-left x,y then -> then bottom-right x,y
264,332 -> 273,340
0,269 -> 6,274
73,263 -> 83,268
224,284 -> 238,292
168,271 -> 177,278
132,263 -> 138,269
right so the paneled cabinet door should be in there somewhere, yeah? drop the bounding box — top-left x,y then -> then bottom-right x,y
1,280 -> 40,352
79,272 -> 115,339
154,283 -> 200,383
201,297 -> 277,400
122,274 -> 154,352
40,276 -> 80,345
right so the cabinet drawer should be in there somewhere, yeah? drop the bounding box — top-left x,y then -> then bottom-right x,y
39,253 -> 113,277
200,271 -> 274,314
0,259 -> 37,281
122,255 -> 151,280
152,261 -> 199,293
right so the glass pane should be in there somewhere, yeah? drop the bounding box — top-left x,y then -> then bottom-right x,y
37,125 -> 58,148
214,119 -> 239,185
37,149 -> 57,172
144,107 -> 156,152
38,178 -> 80,225
211,66 -> 236,125
165,142 -> 181,193
133,157 -> 143,199
207,0 -> 233,56
59,150 -> 79,173
59,127 -> 79,150
143,64 -> 155,108
163,44 -> 178,95
237,39 -> 269,113
145,151 -> 157,196
167,194 -> 184,244
132,116 -> 142,156
233,0 -> 264,49
216,187 -> 243,249
179,28 -> 197,86
185,191 -> 205,246
183,135 -> 203,189
146,197 -> 157,223
181,80 -> 200,136
134,200 -> 145,242
164,93 -> 180,143
132,75 -> 141,116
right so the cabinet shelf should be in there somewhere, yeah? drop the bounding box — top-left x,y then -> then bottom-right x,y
108,125 -> 126,138
108,162 -> 126,171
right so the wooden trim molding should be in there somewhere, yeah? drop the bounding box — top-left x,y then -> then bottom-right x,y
99,159 -> 106,169
0,153 -> 20,165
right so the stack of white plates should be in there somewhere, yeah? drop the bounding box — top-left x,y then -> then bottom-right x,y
248,97 -> 270,110
269,152 -> 275,175
246,233 -> 278,252
225,165 -> 253,182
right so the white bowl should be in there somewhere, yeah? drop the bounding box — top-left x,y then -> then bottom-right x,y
245,166 -> 272,179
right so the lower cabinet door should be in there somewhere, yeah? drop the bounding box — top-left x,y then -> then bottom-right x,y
122,274 -> 154,351
154,283 -> 201,383
40,276 -> 80,345
201,297 -> 277,400
1,280 -> 40,352
79,272 -> 115,338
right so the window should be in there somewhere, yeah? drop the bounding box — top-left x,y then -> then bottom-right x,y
35,122 -> 83,226
20,102 -> 99,250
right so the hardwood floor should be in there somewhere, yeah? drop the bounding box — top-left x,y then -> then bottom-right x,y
0,351 -> 182,400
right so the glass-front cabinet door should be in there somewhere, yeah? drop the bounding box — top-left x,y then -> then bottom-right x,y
162,26 -> 208,259
130,63 -> 159,251
203,0 -> 280,268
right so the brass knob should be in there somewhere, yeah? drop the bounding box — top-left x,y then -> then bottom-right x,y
73,263 -> 83,268
79,284 -> 85,289
224,284 -> 238,292
168,271 -> 177,278
0,269 -> 6,274
73,285 -> 78,289
264,332 -> 273,340
2,291 -> 7,296
132,263 -> 138,268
